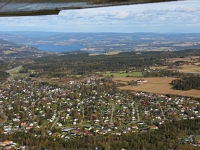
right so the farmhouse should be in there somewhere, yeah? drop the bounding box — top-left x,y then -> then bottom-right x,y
137,79 -> 148,85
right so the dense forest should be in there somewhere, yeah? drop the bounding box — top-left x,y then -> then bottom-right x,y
0,61 -> 9,83
1,118 -> 200,150
0,71 -> 9,83
171,77 -> 200,90
20,49 -> 200,78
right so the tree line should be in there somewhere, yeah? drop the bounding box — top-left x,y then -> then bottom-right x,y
1,118 -> 200,149
20,49 -> 200,78
171,76 -> 200,90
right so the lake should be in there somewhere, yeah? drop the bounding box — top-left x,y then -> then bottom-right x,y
29,44 -> 85,53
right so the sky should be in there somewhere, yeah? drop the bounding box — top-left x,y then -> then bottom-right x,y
0,0 -> 200,33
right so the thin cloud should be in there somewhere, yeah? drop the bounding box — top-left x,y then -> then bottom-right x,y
0,0 -> 200,32
175,6 -> 200,12
114,12 -> 129,19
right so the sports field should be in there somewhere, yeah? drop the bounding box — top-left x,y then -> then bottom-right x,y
114,77 -> 200,98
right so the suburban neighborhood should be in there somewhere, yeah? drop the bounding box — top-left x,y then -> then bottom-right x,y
1,75 -> 200,149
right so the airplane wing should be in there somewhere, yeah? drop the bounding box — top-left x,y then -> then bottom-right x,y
0,0 -> 178,17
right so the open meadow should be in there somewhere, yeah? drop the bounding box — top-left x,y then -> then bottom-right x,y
114,77 -> 200,98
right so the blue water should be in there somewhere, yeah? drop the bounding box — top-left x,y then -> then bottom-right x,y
29,44 -> 85,53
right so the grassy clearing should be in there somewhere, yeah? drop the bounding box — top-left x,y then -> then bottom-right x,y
114,77 -> 200,98
103,72 -> 143,77
89,53 -> 100,56
3,50 -> 17,54
105,51 -> 121,55
6,65 -> 29,79
150,66 -> 168,70
82,121 -> 91,126
71,75 -> 82,77
195,136 -> 200,141
16,66 -> 23,73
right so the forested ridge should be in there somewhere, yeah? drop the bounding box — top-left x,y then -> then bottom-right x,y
1,118 -> 200,149
20,49 -> 200,78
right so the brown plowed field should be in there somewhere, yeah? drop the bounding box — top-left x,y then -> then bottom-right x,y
114,77 -> 200,98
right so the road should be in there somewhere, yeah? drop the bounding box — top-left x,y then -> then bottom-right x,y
0,105 -> 8,126
6,65 -> 22,81
157,102 -> 166,120
51,111 -> 60,130
110,104 -> 114,125
135,102 -> 140,122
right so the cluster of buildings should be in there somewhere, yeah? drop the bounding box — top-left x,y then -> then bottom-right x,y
0,76 -> 200,148
179,135 -> 200,147
136,79 -> 148,85
0,140 -> 17,150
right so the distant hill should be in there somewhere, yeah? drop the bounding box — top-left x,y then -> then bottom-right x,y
0,38 -> 50,61
1,32 -> 200,52
0,38 -> 17,46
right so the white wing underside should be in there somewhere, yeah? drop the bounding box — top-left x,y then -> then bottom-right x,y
0,0 -> 179,16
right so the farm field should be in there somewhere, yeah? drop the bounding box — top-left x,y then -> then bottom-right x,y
135,47 -> 173,51
105,51 -> 121,55
167,56 -> 199,63
150,66 -> 168,70
3,50 -> 17,54
103,72 -> 143,77
114,77 -> 200,98
89,51 -> 121,56
178,64 -> 200,73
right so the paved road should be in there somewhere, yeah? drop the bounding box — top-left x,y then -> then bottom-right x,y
51,111 -> 60,130
135,102 -> 140,122
157,102 -> 166,120
0,105 -> 8,126
6,65 -> 22,81
80,108 -> 84,126
110,104 -> 114,125
127,102 -> 135,126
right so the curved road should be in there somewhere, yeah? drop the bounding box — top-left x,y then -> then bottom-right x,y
6,65 -> 22,81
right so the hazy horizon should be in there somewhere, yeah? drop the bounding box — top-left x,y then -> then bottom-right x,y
1,31 -> 200,34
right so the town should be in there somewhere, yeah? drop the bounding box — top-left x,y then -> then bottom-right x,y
1,74 -> 200,149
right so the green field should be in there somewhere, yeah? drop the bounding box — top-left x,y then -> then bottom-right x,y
195,136 -> 200,141
103,72 -> 143,77
16,66 -> 23,73
71,75 -> 83,78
